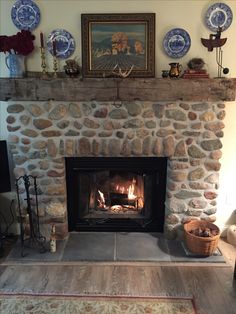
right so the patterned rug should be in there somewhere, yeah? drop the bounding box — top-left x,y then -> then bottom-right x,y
0,294 -> 197,313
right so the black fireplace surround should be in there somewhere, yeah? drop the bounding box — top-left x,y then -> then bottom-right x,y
66,157 -> 167,232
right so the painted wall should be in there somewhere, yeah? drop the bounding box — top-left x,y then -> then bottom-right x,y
1,0 -> 236,233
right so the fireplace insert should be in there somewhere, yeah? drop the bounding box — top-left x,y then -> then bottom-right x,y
65,157 -> 167,232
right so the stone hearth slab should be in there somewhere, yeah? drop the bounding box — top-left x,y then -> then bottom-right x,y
61,232 -> 115,261
116,232 -> 171,262
6,239 -> 66,262
3,232 -> 226,264
166,240 -> 225,263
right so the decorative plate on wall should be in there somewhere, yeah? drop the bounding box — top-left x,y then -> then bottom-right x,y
163,28 -> 191,58
47,29 -> 75,59
205,2 -> 233,32
11,0 -> 40,31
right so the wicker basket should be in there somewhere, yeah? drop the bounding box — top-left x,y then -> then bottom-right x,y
184,220 -> 220,256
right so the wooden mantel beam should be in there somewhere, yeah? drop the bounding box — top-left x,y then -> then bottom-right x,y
0,77 -> 235,102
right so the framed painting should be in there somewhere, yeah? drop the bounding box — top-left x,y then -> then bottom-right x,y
81,13 -> 155,78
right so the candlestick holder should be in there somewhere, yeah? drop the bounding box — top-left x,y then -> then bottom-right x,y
53,56 -> 58,78
40,47 -> 47,78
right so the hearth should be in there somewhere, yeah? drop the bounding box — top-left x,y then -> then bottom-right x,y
66,157 -> 167,232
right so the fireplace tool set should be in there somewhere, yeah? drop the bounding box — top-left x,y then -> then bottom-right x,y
16,175 -> 46,257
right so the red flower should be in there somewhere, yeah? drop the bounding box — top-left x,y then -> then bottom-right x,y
0,36 -> 11,53
0,30 -> 35,55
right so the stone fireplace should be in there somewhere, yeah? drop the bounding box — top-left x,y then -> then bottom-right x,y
6,96 -> 227,239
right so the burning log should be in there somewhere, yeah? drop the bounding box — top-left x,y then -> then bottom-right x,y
123,205 -> 136,210
110,193 -> 124,206
110,192 -> 137,207
110,205 -> 137,213
110,205 -> 124,213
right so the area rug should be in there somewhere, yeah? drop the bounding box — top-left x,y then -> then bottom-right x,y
0,294 -> 197,313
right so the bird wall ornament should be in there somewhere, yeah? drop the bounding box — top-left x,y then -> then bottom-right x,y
201,26 -> 229,77
201,27 -> 227,52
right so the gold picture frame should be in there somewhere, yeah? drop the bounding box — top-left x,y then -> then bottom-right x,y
81,13 -> 155,78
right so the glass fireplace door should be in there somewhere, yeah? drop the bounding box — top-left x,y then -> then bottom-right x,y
77,170 -> 154,219
66,157 -> 167,232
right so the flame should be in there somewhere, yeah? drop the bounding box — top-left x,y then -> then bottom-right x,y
98,190 -> 105,207
116,184 -> 125,194
128,178 -> 136,200
138,197 -> 144,208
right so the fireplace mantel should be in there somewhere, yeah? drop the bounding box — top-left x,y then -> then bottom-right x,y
0,77 -> 235,102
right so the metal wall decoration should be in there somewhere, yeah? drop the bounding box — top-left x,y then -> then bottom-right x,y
201,2 -> 232,78
201,27 -> 229,78
16,175 -> 46,257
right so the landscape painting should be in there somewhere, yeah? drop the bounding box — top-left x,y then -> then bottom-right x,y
81,14 -> 155,78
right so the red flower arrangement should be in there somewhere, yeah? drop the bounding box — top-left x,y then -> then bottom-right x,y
0,30 -> 35,56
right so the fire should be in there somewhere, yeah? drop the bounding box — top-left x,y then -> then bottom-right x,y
96,177 -> 144,212
115,184 -> 125,194
98,190 -> 105,208
128,178 -> 136,200
115,178 -> 137,200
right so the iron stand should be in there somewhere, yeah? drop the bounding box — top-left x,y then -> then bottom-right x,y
16,175 -> 46,257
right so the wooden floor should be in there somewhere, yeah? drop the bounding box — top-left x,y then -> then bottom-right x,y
0,264 -> 235,313
0,238 -> 235,314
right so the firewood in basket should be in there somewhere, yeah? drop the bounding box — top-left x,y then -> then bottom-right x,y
189,227 -> 219,237
202,228 -> 211,237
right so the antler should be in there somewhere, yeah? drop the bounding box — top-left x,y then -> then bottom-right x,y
112,64 -> 134,78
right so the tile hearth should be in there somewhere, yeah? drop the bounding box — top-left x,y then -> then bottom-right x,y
5,232 -> 225,264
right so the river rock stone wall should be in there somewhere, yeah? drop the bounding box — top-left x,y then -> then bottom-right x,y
6,100 -> 225,239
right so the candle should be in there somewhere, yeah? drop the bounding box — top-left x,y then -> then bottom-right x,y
40,32 -> 44,48
52,40 -> 57,56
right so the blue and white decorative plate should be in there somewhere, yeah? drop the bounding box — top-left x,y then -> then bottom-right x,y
163,28 -> 191,58
47,29 -> 75,59
11,0 -> 40,31
205,2 -> 233,32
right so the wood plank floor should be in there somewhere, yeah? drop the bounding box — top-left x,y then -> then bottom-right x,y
0,264 -> 235,314
0,238 -> 235,314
